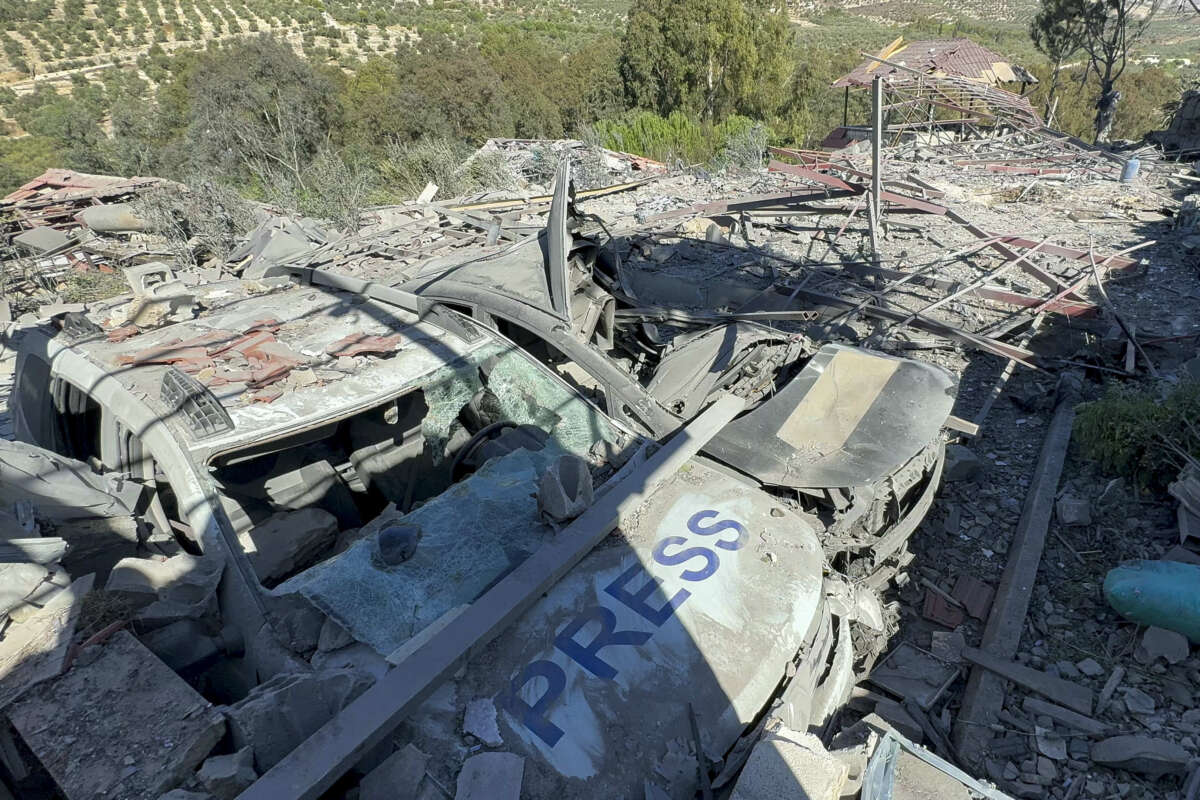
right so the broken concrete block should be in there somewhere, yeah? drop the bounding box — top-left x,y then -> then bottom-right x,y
9,630 -> 224,800
318,616 -> 355,652
463,698 -> 503,747
943,445 -> 982,482
360,743 -> 428,800
226,668 -> 374,772
239,508 -> 338,583
1120,686 -> 1156,714
731,726 -> 848,800
1055,495 -> 1092,526
1136,626 -> 1190,665
1091,735 -> 1190,776
0,573 -> 93,709
198,747 -> 257,799
537,454 -> 594,524
454,751 -> 524,800
106,553 -> 223,624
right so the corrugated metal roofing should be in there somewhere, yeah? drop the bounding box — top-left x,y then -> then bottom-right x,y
834,38 -> 1035,88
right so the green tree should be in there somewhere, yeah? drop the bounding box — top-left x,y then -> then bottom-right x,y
1077,0 -> 1163,141
185,35 -> 339,190
1030,0 -> 1087,124
619,0 -> 792,122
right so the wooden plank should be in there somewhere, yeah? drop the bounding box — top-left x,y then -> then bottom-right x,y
238,394 -> 746,800
962,646 -> 1092,715
1021,696 -> 1108,735
954,389 -> 1078,767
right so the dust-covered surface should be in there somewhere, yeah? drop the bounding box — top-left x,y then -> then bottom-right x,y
1,137 -> 1198,800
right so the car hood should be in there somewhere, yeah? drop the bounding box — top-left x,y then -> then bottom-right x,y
403,459 -> 826,798
705,343 -> 957,489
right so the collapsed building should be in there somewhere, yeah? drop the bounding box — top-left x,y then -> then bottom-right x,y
1,59 -> 1199,800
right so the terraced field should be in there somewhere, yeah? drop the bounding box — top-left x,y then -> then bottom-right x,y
0,0 -> 628,91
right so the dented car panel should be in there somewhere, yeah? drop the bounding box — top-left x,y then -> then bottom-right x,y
706,343 -> 957,489
405,462 -> 828,798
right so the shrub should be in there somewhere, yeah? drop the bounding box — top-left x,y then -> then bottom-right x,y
1075,381 -> 1200,488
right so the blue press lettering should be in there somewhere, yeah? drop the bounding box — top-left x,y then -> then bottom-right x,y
603,562 -> 690,627
498,660 -> 568,747
652,536 -> 718,581
553,606 -> 652,679
687,510 -> 748,551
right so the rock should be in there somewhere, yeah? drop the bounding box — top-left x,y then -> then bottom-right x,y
1137,626 -> 1190,665
1003,761 -> 1019,781
8,631 -> 225,800
731,726 -> 848,800
1036,756 -> 1058,780
197,747 -> 257,799
1055,660 -> 1081,680
1121,686 -> 1156,715
537,454 -> 595,524
1090,735 -> 1190,776
463,698 -> 503,748
376,523 -> 421,566
106,553 -> 223,624
226,668 -> 375,773
360,744 -> 428,800
271,595 -> 324,653
454,751 -> 524,800
1056,495 -> 1092,526
1076,658 -> 1104,677
943,445 -> 982,482
318,617 -> 355,652
1035,726 -> 1067,761
159,792 -> 215,800
238,508 -> 338,583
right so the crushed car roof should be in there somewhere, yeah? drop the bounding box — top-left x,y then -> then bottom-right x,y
41,279 -> 488,458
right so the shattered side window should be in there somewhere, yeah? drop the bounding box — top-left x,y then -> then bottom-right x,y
483,349 -> 617,457
419,341 -> 620,461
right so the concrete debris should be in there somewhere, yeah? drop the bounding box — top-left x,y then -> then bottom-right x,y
536,453 -> 594,524
454,751 -> 524,800
106,553 -> 223,624
462,698 -> 503,748
730,726 -> 848,800
942,444 -> 982,482
1136,625 -> 1190,665
0,92 -> 1189,800
0,573 -> 93,710
1120,686 -> 1156,715
197,747 -> 257,799
225,669 -> 375,773
1055,494 -> 1093,526
238,507 -> 339,583
1090,735 -> 1191,776
360,743 -> 429,800
8,630 -> 225,800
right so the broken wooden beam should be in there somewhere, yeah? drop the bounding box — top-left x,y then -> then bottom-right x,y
953,380 -> 1079,766
237,394 -> 746,800
1021,696 -> 1108,736
961,646 -> 1093,715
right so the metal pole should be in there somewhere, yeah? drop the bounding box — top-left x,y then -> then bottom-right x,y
871,75 -> 884,227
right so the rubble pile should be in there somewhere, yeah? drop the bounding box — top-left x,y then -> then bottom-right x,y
1,84 -> 1200,800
